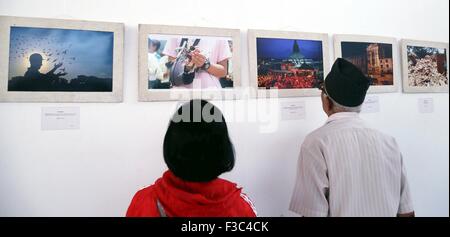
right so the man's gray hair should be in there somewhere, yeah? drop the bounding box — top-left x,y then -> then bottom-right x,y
326,95 -> 362,113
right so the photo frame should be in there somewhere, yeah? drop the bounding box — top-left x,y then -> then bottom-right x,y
334,34 -> 399,93
401,39 -> 449,93
0,15 -> 124,103
248,29 -> 330,98
138,24 -> 241,101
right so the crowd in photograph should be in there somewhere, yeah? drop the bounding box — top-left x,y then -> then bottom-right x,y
258,72 -> 317,89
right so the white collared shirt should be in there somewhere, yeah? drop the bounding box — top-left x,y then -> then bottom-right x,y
289,112 -> 414,217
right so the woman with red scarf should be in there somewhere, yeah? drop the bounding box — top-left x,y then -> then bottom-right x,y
126,100 -> 257,217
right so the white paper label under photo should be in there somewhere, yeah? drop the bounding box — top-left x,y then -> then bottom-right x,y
361,96 -> 380,114
41,107 -> 80,131
418,98 -> 434,114
280,101 -> 306,121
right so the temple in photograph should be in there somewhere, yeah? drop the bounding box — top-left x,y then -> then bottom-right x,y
289,40 -> 314,66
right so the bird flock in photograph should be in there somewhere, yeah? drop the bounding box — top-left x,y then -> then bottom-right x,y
9,34 -> 77,75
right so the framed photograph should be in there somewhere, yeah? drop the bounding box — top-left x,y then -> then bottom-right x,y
248,29 -> 330,97
138,24 -> 241,101
334,34 -> 399,93
401,39 -> 449,93
0,16 -> 124,103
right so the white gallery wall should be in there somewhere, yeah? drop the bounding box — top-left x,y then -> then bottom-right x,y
0,0 -> 448,217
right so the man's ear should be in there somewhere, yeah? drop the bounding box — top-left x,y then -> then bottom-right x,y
324,95 -> 334,113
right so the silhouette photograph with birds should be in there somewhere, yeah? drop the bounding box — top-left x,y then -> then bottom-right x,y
8,26 -> 114,92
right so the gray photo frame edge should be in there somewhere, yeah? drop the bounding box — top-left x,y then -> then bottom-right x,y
0,15 -> 124,103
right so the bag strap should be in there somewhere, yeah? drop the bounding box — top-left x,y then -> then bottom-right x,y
156,199 -> 167,217
193,38 -> 201,47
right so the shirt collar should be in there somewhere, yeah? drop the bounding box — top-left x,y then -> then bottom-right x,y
325,112 -> 360,125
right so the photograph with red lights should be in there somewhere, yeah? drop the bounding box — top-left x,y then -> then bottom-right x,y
256,38 -> 324,90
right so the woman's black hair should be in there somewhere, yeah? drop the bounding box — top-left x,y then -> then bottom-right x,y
163,99 -> 235,182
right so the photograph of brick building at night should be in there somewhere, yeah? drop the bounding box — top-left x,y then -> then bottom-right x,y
341,42 -> 394,86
